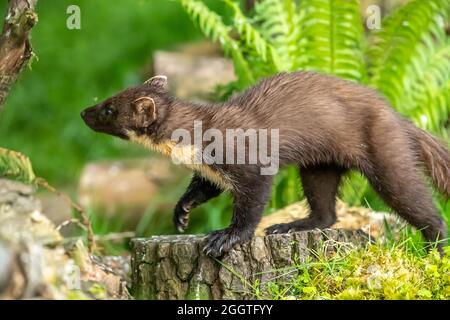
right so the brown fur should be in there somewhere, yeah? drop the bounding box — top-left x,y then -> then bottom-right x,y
81,71 -> 450,256
408,125 -> 450,196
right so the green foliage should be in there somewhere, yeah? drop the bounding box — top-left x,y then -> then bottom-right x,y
254,244 -> 450,300
178,0 -> 367,83
178,0 -> 450,217
0,147 -> 36,184
269,165 -> 303,210
367,0 -> 450,133
296,0 -> 365,81
178,0 -> 255,86
253,0 -> 299,71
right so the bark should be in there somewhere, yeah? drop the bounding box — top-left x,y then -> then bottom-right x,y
131,229 -> 370,300
0,0 -> 38,109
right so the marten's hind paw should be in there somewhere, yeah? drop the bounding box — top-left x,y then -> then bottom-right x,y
203,228 -> 245,257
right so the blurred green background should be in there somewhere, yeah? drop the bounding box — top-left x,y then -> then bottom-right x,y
0,0 -> 216,185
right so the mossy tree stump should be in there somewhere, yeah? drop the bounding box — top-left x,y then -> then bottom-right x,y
131,229 -> 370,300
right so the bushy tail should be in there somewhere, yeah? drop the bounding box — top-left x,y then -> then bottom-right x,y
410,125 -> 450,197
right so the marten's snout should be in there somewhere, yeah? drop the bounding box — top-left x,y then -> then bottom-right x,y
80,109 -> 89,123
80,104 -> 128,139
80,106 -> 99,129
80,107 -> 92,121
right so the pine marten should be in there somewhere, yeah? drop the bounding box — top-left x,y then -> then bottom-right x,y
81,72 -> 450,257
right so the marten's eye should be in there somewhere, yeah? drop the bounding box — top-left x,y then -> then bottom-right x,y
105,107 -> 113,116
99,105 -> 116,123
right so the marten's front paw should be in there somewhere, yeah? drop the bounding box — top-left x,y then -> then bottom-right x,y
203,228 -> 245,257
173,201 -> 195,233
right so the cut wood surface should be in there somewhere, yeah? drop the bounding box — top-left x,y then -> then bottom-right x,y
131,229 -> 370,300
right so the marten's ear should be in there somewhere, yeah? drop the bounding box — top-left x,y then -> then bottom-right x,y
144,75 -> 168,89
132,97 -> 156,127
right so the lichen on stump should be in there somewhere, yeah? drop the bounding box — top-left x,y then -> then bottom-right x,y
131,229 -> 370,300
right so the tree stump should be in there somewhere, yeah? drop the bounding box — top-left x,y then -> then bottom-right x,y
131,229 -> 370,300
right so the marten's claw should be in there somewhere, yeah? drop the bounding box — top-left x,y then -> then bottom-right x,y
176,215 -> 189,232
173,203 -> 191,233
203,228 -> 243,257
265,223 -> 291,235
177,223 -> 186,233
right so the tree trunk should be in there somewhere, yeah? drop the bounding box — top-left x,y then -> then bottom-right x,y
0,0 -> 38,109
131,229 -> 370,300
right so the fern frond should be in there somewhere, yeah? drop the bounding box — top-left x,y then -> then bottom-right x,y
222,0 -> 283,76
295,0 -> 365,82
253,0 -> 300,71
408,41 -> 450,133
367,0 -> 448,110
178,0 -> 255,87
411,80 -> 450,133
0,147 -> 36,184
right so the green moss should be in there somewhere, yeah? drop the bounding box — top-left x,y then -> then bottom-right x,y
186,281 -> 212,300
255,245 -> 450,300
87,283 -> 108,299
66,290 -> 90,300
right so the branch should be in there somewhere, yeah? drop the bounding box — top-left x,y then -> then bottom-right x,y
0,0 -> 38,109
37,177 -> 97,254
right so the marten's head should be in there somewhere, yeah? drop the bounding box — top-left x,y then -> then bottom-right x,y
81,76 -> 171,139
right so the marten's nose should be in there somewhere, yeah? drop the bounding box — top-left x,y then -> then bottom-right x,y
80,110 -> 86,118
